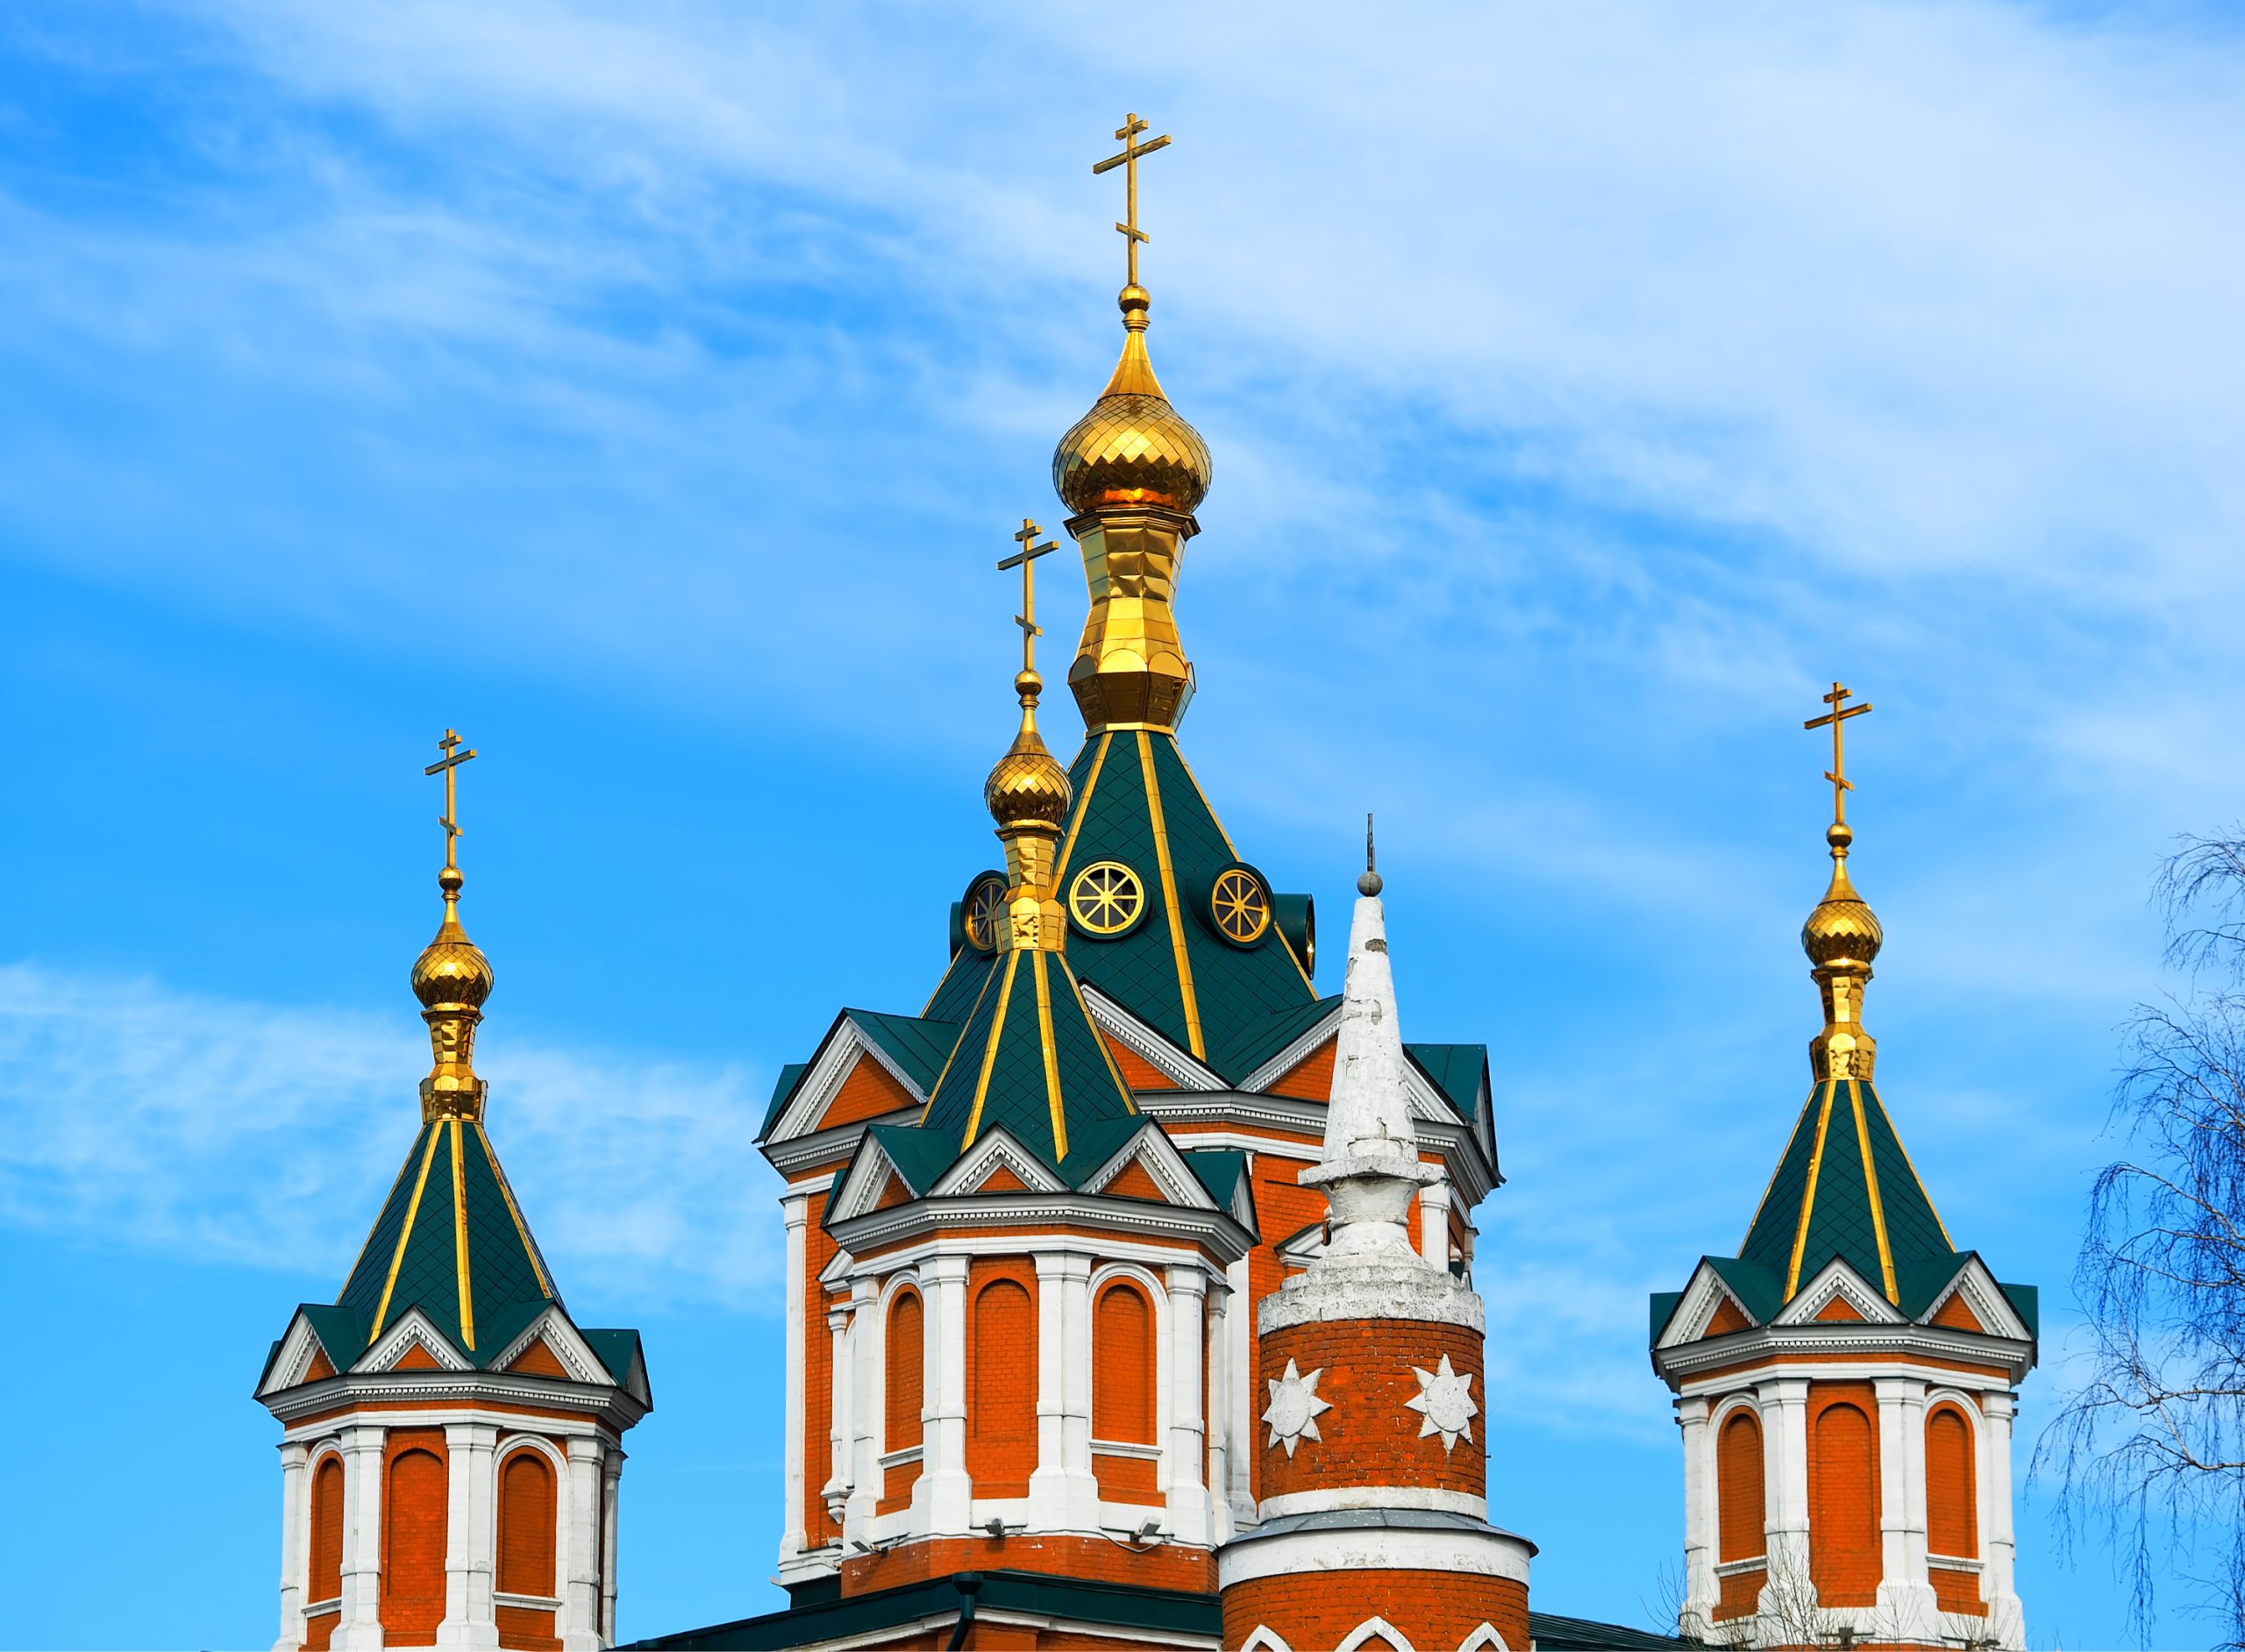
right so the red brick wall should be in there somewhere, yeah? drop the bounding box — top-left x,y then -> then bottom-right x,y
880,1290 -> 924,1514
1714,1565 -> 1765,1622
381,1431 -> 448,1646
1807,1386 -> 1880,1608
497,1449 -> 556,1596
804,1188 -> 839,1545
1246,1150 -> 1332,1504
1716,1409 -> 1765,1564
1093,1280 -> 1158,1503
968,1264 -> 1037,1496
1931,1564 -> 1987,1617
1102,1033 -> 1172,1092
310,1455 -> 346,1605
1257,1321 -> 1486,1502
495,1603 -> 560,1650
1221,1566 -> 1528,1652
826,1055 -> 916,1128
1267,1039 -> 1336,1101
1926,1403 -> 1978,1563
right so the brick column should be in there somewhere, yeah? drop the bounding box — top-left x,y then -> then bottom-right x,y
921,1255 -> 973,1535
1165,1264 -> 1210,1542
274,1441 -> 310,1652
336,1424 -> 388,1651
778,1193 -> 810,1567
438,1422 -> 499,1651
1029,1251 -> 1100,1530
562,1438 -> 603,1652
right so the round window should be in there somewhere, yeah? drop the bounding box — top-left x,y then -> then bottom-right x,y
1068,861 -> 1147,938
962,872 -> 1007,955
1210,865 -> 1272,946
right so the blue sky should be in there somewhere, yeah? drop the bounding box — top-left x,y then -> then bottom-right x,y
4,2 -> 2244,1646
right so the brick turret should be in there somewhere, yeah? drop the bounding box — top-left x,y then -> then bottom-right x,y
1218,858 -> 1535,1652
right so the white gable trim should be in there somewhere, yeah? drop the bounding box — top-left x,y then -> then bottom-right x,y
1457,1627 -> 1511,1652
1656,1261 -> 1758,1351
1778,1258 -> 1906,1328
260,1311 -> 337,1399
1921,1256 -> 2032,1342
830,1138 -> 908,1223
769,1015 -> 930,1144
1237,1630 -> 1294,1652
488,1305 -> 611,1386
1237,1007 -> 1343,1095
1336,1618 -> 1417,1652
930,1128 -> 1067,1198
1081,1123 -> 1220,1210
1078,985 -> 1225,1092
357,1307 -> 472,1375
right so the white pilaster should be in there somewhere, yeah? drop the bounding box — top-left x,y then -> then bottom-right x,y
922,1255 -> 972,1534
1419,1177 -> 1453,1267
822,1297 -> 853,1534
1029,1251 -> 1101,1530
274,1441 -> 310,1652
336,1425 -> 388,1652
1983,1390 -> 2026,1648
845,1275 -> 881,1540
1756,1378 -> 1810,1616
438,1422 -> 499,1651
779,1193 -> 810,1567
1875,1378 -> 1937,1637
1164,1264 -> 1210,1543
1225,1250 -> 1256,1527
1675,1397 -> 1716,1637
562,1438 -> 603,1652
1205,1278 -> 1234,1545
599,1455 -> 622,1645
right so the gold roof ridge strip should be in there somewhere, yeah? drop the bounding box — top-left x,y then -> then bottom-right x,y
961,951 -> 1023,1149
450,1119 -> 475,1349
477,1119 -> 555,1300
338,1128 -> 425,1306
921,953 -> 1006,1123
1052,731 -> 1114,887
370,1123 -> 445,1345
1849,1079 -> 1899,1304
1034,951 -> 1068,1161
1738,1085 -> 1824,1261
1060,954 -> 1139,1115
1785,1080 -> 1838,1300
1137,730 -> 1205,1058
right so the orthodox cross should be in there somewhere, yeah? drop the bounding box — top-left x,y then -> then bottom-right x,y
424,728 -> 478,870
1803,683 -> 1871,824
1093,112 -> 1171,288
998,518 -> 1058,672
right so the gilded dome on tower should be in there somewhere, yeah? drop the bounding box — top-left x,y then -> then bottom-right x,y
1801,822 -> 1883,969
1051,286 -> 1212,518
412,867 -> 496,1009
985,670 -> 1073,832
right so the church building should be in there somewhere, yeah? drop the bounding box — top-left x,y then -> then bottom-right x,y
253,117 -> 2036,1652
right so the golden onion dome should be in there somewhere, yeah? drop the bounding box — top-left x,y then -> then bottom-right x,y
1052,286 -> 1212,518
985,670 -> 1073,832
1801,822 -> 1883,969
411,867 -> 495,1009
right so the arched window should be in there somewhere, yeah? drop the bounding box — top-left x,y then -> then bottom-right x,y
1809,1399 -> 1879,1607
968,1277 -> 1036,1494
381,1445 -> 447,1642
1716,1410 -> 1765,1562
1093,1280 -> 1155,1444
498,1450 -> 557,1599
880,1289 -> 924,1513
1927,1405 -> 1978,1558
309,1456 -> 346,1604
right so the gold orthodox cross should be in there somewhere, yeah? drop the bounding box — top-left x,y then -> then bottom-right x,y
998,518 -> 1058,673
424,729 -> 478,869
1093,112 -> 1171,288
1803,683 -> 1871,823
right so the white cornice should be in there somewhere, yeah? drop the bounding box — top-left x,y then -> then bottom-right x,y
829,1191 -> 1254,1265
263,1371 -> 649,1431
1653,1321 -> 2035,1387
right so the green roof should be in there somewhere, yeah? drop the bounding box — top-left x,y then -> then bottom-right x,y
333,1117 -> 560,1359
923,946 -> 998,1026
1405,1043 -> 1488,1121
759,1065 -> 809,1136
759,1012 -> 965,1140
1208,994 -> 1338,1083
1054,730 -> 1318,1065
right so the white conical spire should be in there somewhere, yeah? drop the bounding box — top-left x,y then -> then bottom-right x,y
1301,821 -> 1440,1261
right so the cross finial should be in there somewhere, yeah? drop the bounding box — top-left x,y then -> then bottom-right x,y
1093,111 -> 1172,289
997,517 -> 1059,673
1802,682 -> 1871,828
424,728 -> 478,875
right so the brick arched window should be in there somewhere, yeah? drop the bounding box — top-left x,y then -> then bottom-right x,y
381,1442 -> 448,1643
1927,1404 -> 1978,1558
498,1450 -> 557,1597
880,1288 -> 924,1513
968,1276 -> 1036,1495
1716,1410 -> 1765,1562
1093,1280 -> 1155,1444
305,1453 -> 346,1648
1808,1397 -> 1880,1607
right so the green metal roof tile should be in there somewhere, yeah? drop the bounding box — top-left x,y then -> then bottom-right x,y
580,1328 -> 647,1390
1649,1289 -> 1685,1343
1703,1256 -> 1785,1325
759,1064 -> 809,1136
863,1123 -> 962,1196
1210,995 -> 1339,1084
847,1009 -> 962,1096
1404,1043 -> 1487,1121
2000,1280 -> 2040,1341
923,949 -> 996,1026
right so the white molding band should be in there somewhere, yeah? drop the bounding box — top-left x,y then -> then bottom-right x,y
1217,1521 -> 1533,1586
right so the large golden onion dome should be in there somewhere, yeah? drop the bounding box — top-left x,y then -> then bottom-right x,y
1801,822 -> 1884,969
1052,286 -> 1212,518
412,867 -> 496,1009
985,669 -> 1073,831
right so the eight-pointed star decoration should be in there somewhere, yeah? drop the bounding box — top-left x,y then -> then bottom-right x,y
1405,1354 -> 1479,1452
1262,1358 -> 1333,1457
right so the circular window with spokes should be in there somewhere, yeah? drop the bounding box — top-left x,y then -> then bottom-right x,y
1210,865 -> 1272,946
1068,860 -> 1147,938
961,872 -> 1007,955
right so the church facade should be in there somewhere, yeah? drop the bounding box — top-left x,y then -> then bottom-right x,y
252,120 -> 2037,1652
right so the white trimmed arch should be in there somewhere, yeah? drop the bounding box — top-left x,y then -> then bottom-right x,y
1457,1626 -> 1512,1652
1087,1259 -> 1172,1459
1237,1629 -> 1294,1652
1336,1616 -> 1418,1652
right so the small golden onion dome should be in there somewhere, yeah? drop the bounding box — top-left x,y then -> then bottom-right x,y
411,867 -> 495,1008
985,670 -> 1073,831
1801,822 -> 1883,969
1052,286 -> 1212,517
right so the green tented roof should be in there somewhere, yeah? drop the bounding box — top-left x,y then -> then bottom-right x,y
850,1008 -> 961,1095
1737,1079 -> 1956,1310
333,1117 -> 561,1359
923,946 -> 998,1026
1405,1043 -> 1487,1121
1209,994 -> 1338,1083
1053,730 -> 1318,1064
759,1065 -> 809,1136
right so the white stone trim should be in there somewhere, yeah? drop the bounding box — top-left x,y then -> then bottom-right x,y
780,1193 -> 810,1570
930,1129 -> 1068,1198
1078,984 -> 1227,1092
1217,1520 -> 1533,1585
832,1193 -> 1252,1266
1656,1323 -> 2035,1385
1455,1627 -> 1511,1652
1080,1125 -> 1222,1211
767,1015 -> 931,1145
1236,1629 -> 1294,1652
360,1307 -> 475,1375
263,1313 -> 344,1399
1133,1095 -> 1496,1209
485,1307 -> 611,1387
1235,1008 -> 1343,1095
1336,1619 -> 1416,1652
1920,1256 -> 2034,1342
1256,1485 -> 1490,1520
1778,1258 -> 1906,1327
268,1377 -> 645,1434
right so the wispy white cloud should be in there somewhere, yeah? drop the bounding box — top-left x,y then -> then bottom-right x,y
0,961 -> 784,1311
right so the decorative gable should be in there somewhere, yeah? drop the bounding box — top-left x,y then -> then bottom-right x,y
824,1055 -> 918,1129
1266,1037 -> 1336,1102
359,1307 -> 471,1376
507,1338 -> 571,1378
1705,1299 -> 1752,1338
1080,1123 -> 1218,1210
1931,1292 -> 1984,1333
1778,1258 -> 1904,1328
